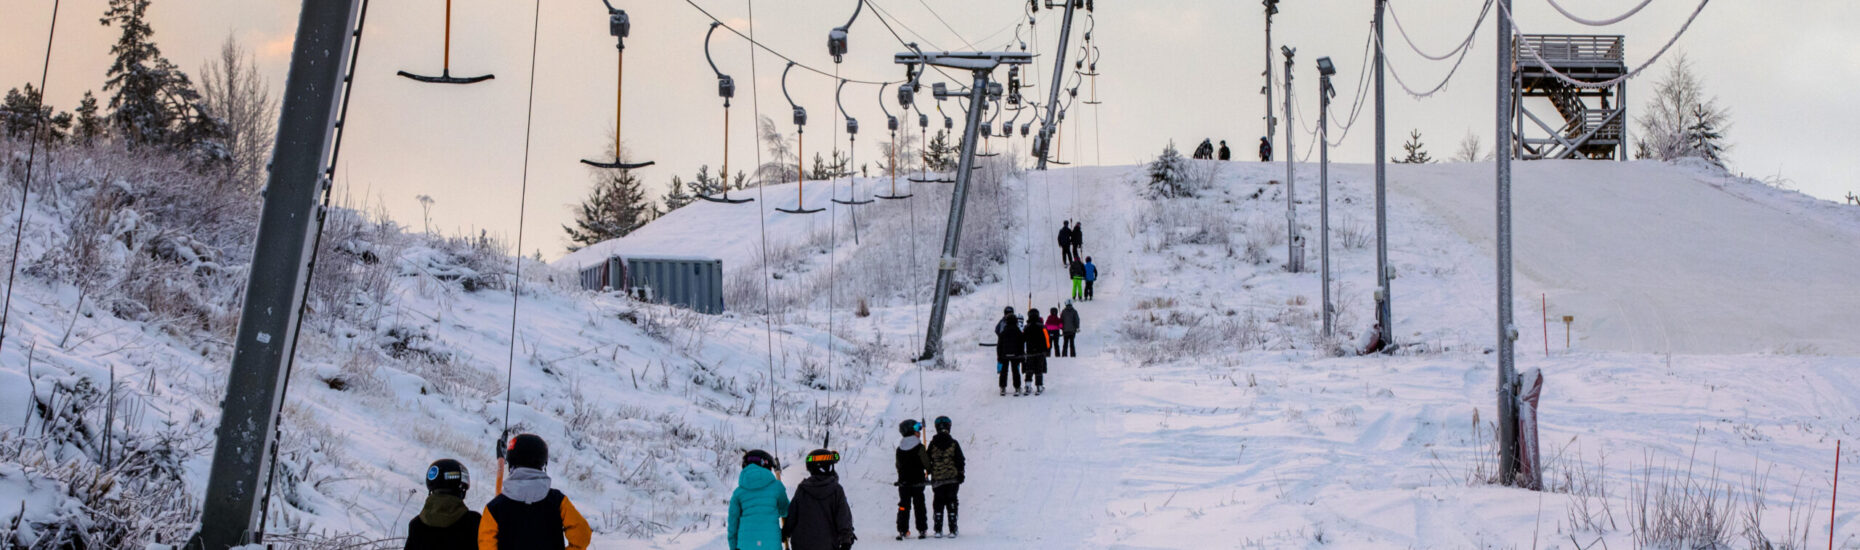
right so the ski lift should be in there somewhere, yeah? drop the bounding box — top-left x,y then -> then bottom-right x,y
827,0 -> 864,63
877,82 -> 912,200
775,63 -> 823,215
397,0 -> 495,84
583,1 -> 654,170
831,80 -> 873,206
698,22 -> 752,204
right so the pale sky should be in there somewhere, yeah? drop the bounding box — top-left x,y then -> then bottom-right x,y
3,0 -> 1855,259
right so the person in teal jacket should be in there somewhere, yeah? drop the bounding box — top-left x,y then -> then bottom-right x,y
729,449 -> 790,550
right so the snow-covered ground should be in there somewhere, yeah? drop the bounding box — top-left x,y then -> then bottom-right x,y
5,146 -> 1860,548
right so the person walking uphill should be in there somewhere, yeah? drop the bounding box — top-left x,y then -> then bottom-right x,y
405,459 -> 479,550
1061,301 -> 1081,357
894,420 -> 932,540
1023,313 -> 1050,395
925,416 -> 966,538
1068,222 -> 1083,262
1218,140 -> 1232,161
1045,308 -> 1064,358
1057,221 -> 1074,267
995,307 -> 1025,397
479,434 -> 592,550
1258,137 -> 1273,162
1083,257 -> 1098,301
729,450 -> 789,550
787,449 -> 856,550
1069,257 -> 1087,300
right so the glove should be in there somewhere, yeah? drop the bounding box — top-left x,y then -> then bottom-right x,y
494,429 -> 508,459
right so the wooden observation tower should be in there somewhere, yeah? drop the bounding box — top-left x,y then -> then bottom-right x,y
1514,34 -> 1629,160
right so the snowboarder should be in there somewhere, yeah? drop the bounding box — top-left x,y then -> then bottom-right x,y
478,434 -> 593,550
729,450 -> 789,550
1218,140 -> 1232,161
786,449 -> 856,550
1061,301 -> 1080,357
995,307 -> 1025,396
404,458 -> 479,550
925,416 -> 966,539
1083,257 -> 1098,301
1045,307 -> 1064,358
1068,222 -> 1083,262
1258,137 -> 1272,162
1058,221 -> 1074,266
1069,257 -> 1087,300
1024,314 -> 1050,395
894,419 -> 931,540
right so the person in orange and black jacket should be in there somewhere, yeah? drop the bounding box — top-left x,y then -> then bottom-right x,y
479,433 -> 592,550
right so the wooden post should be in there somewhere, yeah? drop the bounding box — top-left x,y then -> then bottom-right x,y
1833,439 -> 1842,550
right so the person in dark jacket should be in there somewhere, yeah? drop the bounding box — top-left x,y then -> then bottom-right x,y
406,459 -> 480,550
1218,140 -> 1232,161
728,450 -> 789,550
1060,301 -> 1081,357
1068,223 -> 1083,260
925,416 -> 965,538
1023,314 -> 1049,395
787,449 -> 855,550
1069,258 -> 1087,300
1083,257 -> 1098,301
893,420 -> 931,540
479,434 -> 592,550
994,307 -> 1024,397
1258,137 -> 1272,162
1194,138 -> 1214,160
1057,221 -> 1074,267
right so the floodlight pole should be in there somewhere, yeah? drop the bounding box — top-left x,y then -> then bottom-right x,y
188,0 -> 361,548
1281,47 -> 1298,272
1495,0 -> 1522,487
1319,66 -> 1333,340
1035,0 -> 1079,170
1374,0 -> 1393,349
1263,0 -> 1278,158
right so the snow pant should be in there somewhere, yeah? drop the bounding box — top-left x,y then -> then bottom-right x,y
999,360 -> 1022,391
1024,358 -> 1045,387
1085,279 -> 1095,300
1070,244 -> 1082,262
1072,277 -> 1084,299
1060,247 -> 1073,267
933,484 -> 960,533
898,485 -> 928,534
1061,331 -> 1077,357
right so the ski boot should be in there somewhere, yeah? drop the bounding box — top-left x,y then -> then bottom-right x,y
1000,388 -> 1007,396
933,531 -> 945,539
1037,386 -> 1045,395
919,532 -> 928,539
897,532 -> 908,541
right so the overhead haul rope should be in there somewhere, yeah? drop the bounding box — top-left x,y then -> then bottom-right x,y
1376,5 -> 1486,99
681,0 -> 901,86
1386,0 -> 1492,61
1497,0 -> 1712,90
746,0 -> 782,464
0,0 -> 60,356
825,62 -> 843,450
495,0 -> 545,494
1543,0 -> 1658,26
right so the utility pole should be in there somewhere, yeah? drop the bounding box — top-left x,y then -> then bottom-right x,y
1281,46 -> 1299,272
1263,0 -> 1280,158
1034,0 -> 1080,170
1373,0 -> 1393,349
904,51 -> 1031,361
188,1 -> 361,548
1495,0 -> 1521,487
1317,57 -> 1336,339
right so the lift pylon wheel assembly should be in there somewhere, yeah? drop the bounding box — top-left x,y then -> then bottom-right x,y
698,22 -> 751,204
397,0 -> 496,84
877,82 -> 913,200
775,63 -> 824,215
583,1 -> 654,170
831,79 -> 874,206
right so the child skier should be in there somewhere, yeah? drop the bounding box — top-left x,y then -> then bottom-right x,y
728,450 -> 789,550
1045,307 -> 1064,358
404,458 -> 479,550
786,449 -> 856,550
894,420 -> 932,540
995,307 -> 1025,397
925,416 -> 966,538
1069,257 -> 1087,300
479,433 -> 592,549
1083,257 -> 1098,301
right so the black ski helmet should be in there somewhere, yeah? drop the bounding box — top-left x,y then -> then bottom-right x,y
934,416 -> 952,434
899,419 -> 922,437
1003,306 -> 1015,315
506,433 -> 548,470
425,458 -> 470,493
743,449 -> 778,470
805,448 -> 840,476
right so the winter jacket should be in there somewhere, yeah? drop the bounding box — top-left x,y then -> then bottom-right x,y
1045,312 -> 1063,334
1069,259 -> 1086,279
994,315 -> 1024,361
1058,226 -> 1072,247
1061,306 -> 1080,333
1259,139 -> 1273,161
1069,225 -> 1083,248
728,464 -> 790,549
1084,262 -> 1098,282
896,436 -> 930,485
785,474 -> 856,550
926,433 -> 965,483
1024,320 -> 1050,355
406,491 -> 481,550
478,468 -> 592,550
1218,145 -> 1232,161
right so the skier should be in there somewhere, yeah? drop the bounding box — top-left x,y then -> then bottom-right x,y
729,450 -> 789,550
1045,307 -> 1064,359
1218,140 -> 1232,161
925,416 -> 966,539
478,434 -> 593,550
1061,301 -> 1080,358
1258,137 -> 1272,162
894,419 -> 931,540
1057,221 -> 1074,266
1068,222 -> 1083,262
786,449 -> 856,550
995,307 -> 1025,396
1023,313 -> 1050,395
1069,257 -> 1087,300
404,458 -> 479,550
1083,257 -> 1098,301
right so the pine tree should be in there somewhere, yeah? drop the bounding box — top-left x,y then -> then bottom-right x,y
924,129 -> 960,172
1686,104 -> 1726,168
1145,141 -> 1191,199
662,175 -> 694,212
1635,54 -> 1730,163
564,167 -> 656,252
101,0 -> 218,157
2,84 -> 54,139
732,170 -> 750,191
74,91 -> 104,145
687,164 -> 727,199
1394,129 -> 1433,164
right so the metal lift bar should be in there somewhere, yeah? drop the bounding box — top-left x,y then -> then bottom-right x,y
877,81 -> 912,200
832,79 -> 874,206
583,1 -> 654,170
698,22 -> 751,204
775,62 -> 824,214
397,0 -> 494,84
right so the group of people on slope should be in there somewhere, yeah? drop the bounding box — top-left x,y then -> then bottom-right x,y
727,416 -> 970,548
1193,137 -> 1275,162
993,303 -> 1081,397
1059,221 -> 1097,302
404,433 -> 594,550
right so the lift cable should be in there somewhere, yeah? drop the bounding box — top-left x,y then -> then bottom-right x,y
0,0 -> 61,356
680,0 -> 901,86
496,0 -> 547,494
744,0 -> 784,464
1496,0 -> 1712,90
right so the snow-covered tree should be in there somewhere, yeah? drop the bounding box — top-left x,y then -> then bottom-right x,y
74,91 -> 104,145
1635,53 -> 1730,164
564,167 -> 656,252
687,164 -> 728,199
199,35 -> 277,192
755,115 -> 797,185
101,0 -> 224,162
1395,130 -> 1433,164
807,150 -> 852,181
1454,131 -> 1483,163
1685,104 -> 1726,168
878,129 -> 921,175
1146,141 -> 1191,199
662,175 -> 694,212
1,84 -> 68,141
924,129 -> 960,172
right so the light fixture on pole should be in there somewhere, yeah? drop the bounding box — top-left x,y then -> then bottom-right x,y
1316,56 -> 1336,339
